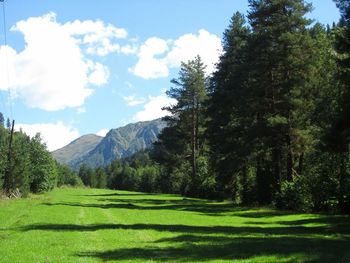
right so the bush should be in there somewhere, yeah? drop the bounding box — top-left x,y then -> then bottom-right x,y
274,177 -> 312,212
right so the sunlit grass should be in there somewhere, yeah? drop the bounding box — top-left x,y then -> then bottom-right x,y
0,187 -> 349,262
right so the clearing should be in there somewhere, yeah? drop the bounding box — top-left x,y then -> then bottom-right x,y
0,188 -> 349,262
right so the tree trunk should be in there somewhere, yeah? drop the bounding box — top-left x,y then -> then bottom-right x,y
4,120 -> 15,196
298,152 -> 304,176
191,96 -> 196,193
241,163 -> 248,204
286,134 -> 294,181
196,101 -> 199,152
272,147 -> 281,191
338,149 -> 349,213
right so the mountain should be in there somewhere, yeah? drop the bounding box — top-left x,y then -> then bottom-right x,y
52,134 -> 103,165
53,119 -> 166,169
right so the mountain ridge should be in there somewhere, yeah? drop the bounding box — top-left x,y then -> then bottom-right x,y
52,134 -> 103,165
52,118 -> 166,169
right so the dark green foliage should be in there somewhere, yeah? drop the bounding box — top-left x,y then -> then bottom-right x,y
0,117 -> 60,196
95,167 -> 107,189
56,162 -> 82,187
152,56 -> 213,198
207,12 -> 251,197
203,0 -> 350,213
78,164 -> 96,187
29,134 -> 57,193
0,113 -> 4,127
9,132 -> 31,196
275,177 -> 312,212
138,166 -> 160,193
324,1 -> 350,151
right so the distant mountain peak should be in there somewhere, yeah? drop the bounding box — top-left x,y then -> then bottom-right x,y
52,118 -> 166,169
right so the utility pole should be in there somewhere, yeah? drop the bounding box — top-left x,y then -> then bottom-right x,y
3,119 -> 15,195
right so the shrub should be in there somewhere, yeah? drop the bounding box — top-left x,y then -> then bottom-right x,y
274,177 -> 312,212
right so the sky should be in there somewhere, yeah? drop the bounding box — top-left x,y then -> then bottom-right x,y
0,0 -> 341,151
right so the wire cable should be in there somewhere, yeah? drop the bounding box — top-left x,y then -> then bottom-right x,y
0,0 -> 8,118
1,0 -> 14,120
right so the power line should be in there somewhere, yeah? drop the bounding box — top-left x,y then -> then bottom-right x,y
0,0 -> 8,118
1,0 -> 14,120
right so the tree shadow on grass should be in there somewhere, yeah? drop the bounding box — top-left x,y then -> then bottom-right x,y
76,236 -> 350,263
41,200 -> 244,215
19,214 -> 350,262
79,192 -> 154,197
234,210 -> 295,218
277,215 -> 350,226
19,221 -> 350,235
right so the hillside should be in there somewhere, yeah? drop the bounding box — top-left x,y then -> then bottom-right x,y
53,119 -> 166,169
52,134 -> 103,165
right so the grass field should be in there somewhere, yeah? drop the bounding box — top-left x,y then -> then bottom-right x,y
0,188 -> 349,262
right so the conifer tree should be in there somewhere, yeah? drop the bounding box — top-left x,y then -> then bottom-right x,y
154,56 -> 208,196
207,12 -> 251,199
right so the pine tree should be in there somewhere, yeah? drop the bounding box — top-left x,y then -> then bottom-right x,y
0,113 -> 4,127
155,56 -> 208,196
207,12 -> 251,199
246,0 -> 314,201
328,0 -> 350,150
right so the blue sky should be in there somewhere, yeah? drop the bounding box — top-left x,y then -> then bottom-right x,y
0,0 -> 341,151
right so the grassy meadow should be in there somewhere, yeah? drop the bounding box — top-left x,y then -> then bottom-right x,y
0,187 -> 349,262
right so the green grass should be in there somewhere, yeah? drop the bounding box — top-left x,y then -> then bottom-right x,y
0,188 -> 349,262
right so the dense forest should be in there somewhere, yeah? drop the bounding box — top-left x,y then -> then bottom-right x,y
0,113 -> 83,197
1,0 -> 350,214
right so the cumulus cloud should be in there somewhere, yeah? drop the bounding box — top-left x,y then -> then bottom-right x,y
77,107 -> 86,114
96,128 -> 109,137
123,95 -> 145,106
133,94 -> 176,122
63,17 -> 128,56
165,29 -> 223,75
88,62 -> 110,86
0,13 -> 126,111
129,37 -> 169,79
130,29 -> 222,79
120,44 -> 138,55
16,121 -> 80,151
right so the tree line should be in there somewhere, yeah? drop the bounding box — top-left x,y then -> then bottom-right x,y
152,0 -> 350,213
0,113 -> 82,197
87,0 -> 350,213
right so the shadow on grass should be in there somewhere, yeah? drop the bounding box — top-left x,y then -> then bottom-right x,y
277,215 -> 350,226
235,210 -> 295,218
41,200 -> 244,215
76,236 -> 350,263
23,194 -> 350,262
79,192 -> 153,197
19,221 -> 350,235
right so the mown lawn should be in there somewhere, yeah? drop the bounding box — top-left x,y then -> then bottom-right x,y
0,188 -> 349,262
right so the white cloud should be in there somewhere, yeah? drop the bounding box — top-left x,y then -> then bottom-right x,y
64,18 -> 128,56
129,37 -> 169,79
88,62 -> 109,86
77,107 -> 86,114
120,44 -> 138,55
16,121 -> 80,151
130,29 -> 222,79
165,29 -> 223,75
0,13 -> 127,111
96,128 -> 109,137
133,94 -> 176,122
123,95 -> 145,106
